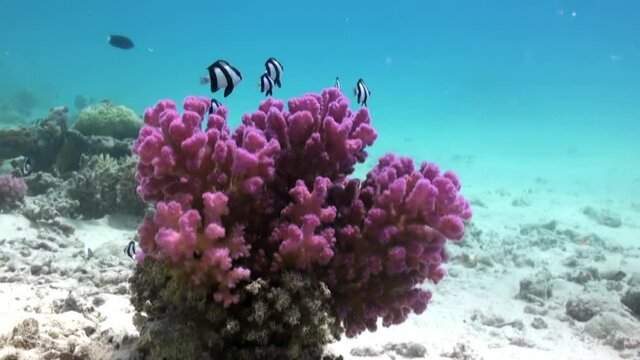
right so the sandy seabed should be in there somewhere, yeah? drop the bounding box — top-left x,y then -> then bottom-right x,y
0,166 -> 639,360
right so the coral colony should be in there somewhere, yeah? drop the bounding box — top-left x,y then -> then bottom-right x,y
130,87 -> 472,356
0,174 -> 28,211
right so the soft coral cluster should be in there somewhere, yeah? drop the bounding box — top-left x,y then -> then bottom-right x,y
324,154 -> 472,336
0,174 -> 27,211
134,96 -> 280,305
132,87 -> 472,336
239,89 -> 376,188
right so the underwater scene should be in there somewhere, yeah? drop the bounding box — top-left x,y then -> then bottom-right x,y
1,0 -> 639,359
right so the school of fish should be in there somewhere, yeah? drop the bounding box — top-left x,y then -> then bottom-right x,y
204,57 -> 371,111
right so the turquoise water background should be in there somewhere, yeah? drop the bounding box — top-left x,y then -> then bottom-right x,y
1,0 -> 639,199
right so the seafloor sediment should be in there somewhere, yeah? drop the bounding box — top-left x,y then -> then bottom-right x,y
0,179 -> 638,360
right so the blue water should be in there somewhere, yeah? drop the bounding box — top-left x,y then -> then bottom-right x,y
1,0 -> 639,197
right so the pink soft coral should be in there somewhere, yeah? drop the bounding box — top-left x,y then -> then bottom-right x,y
132,88 -> 472,333
0,174 -> 27,211
324,154 -> 472,336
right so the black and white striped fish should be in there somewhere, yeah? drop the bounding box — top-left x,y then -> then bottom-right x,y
209,98 -> 222,115
22,157 -> 32,176
265,57 -> 283,88
354,78 -> 370,107
207,59 -> 243,97
335,77 -> 341,91
259,72 -> 275,97
124,240 -> 136,260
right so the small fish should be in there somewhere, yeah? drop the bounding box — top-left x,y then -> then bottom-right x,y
108,35 -> 134,50
354,78 -> 370,107
259,72 -> 275,97
335,76 -> 341,91
124,240 -> 136,260
207,59 -> 243,97
22,157 -> 32,176
265,57 -> 283,88
209,98 -> 222,115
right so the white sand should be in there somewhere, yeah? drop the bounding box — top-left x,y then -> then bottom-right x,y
327,184 -> 640,359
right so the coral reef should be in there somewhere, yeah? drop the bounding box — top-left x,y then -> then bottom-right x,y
0,106 -> 68,173
66,154 -> 146,219
0,174 -> 27,211
130,259 -> 341,359
73,101 -> 142,140
17,154 -> 147,221
0,106 -> 134,173
22,171 -> 81,223
129,87 -> 471,358
23,171 -> 63,196
56,128 -> 135,173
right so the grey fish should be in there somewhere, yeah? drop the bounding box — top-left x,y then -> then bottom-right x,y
108,35 -> 134,50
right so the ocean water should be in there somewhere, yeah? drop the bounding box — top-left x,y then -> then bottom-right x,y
2,0 -> 639,200
1,0 -> 640,358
